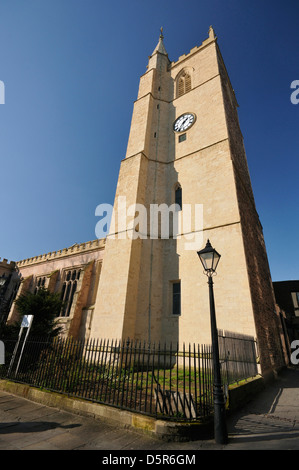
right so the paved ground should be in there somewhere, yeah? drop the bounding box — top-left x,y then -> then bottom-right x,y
0,367 -> 299,452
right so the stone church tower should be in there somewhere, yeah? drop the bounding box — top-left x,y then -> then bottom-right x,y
90,27 -> 285,377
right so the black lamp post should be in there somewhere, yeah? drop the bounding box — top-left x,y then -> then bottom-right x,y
197,240 -> 228,445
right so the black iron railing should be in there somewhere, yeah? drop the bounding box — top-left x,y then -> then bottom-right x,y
0,333 -> 258,422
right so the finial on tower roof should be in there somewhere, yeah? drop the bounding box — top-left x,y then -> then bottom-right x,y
151,27 -> 168,56
209,25 -> 216,39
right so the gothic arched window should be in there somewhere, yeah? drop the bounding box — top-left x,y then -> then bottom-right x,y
34,276 -> 46,294
177,70 -> 192,98
59,269 -> 81,317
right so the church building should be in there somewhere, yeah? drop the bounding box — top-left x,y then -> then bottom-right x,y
2,27 -> 286,378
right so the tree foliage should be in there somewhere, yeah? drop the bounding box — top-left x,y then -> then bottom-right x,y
1,288 -> 63,339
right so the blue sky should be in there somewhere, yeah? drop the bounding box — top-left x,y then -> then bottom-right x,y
0,0 -> 298,282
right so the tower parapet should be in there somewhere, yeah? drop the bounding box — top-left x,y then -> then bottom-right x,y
169,26 -> 217,69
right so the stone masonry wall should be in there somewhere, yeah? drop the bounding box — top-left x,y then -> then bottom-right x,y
217,45 -> 286,376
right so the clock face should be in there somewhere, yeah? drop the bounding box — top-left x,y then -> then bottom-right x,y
173,113 -> 195,132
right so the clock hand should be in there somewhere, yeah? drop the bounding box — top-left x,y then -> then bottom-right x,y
181,117 -> 188,126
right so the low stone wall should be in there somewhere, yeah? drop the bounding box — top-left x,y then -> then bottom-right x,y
0,375 -> 265,441
226,375 -> 265,412
0,380 -> 213,442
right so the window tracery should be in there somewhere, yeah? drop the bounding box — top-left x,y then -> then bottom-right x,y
60,269 -> 81,317
177,70 -> 192,97
34,276 -> 46,294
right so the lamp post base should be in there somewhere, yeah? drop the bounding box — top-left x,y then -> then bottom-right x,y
213,384 -> 228,445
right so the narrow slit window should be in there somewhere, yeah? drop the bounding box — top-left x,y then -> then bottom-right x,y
172,281 -> 181,316
175,186 -> 182,210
